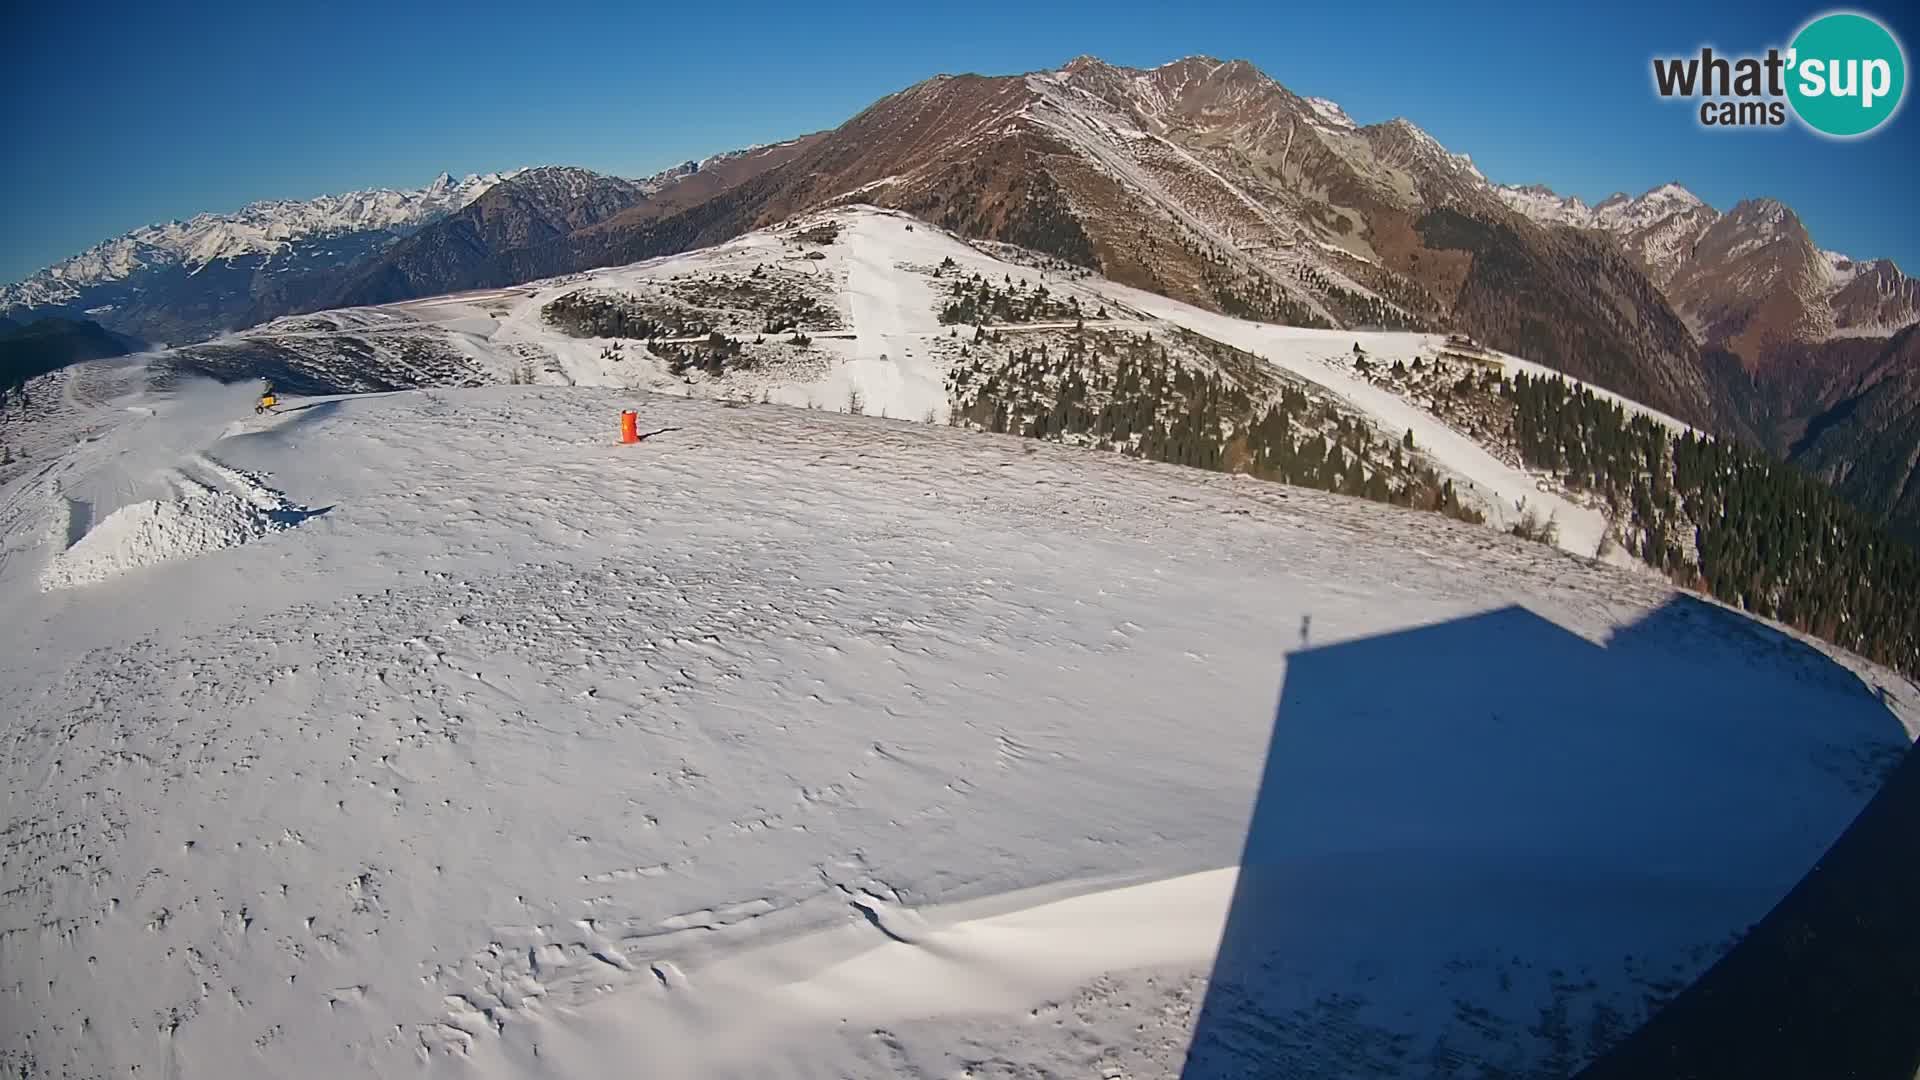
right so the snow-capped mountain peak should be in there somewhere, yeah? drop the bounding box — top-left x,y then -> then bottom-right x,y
1591,181 -> 1709,233
1494,183 -> 1596,228
1498,180 -> 1709,235
1303,96 -> 1356,130
1497,179 -> 1720,286
1644,181 -> 1703,207
488,165 -> 637,205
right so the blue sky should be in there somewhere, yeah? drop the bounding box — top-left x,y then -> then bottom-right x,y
5,0 -> 1915,284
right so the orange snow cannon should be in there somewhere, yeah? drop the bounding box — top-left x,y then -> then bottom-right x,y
620,410 -> 639,444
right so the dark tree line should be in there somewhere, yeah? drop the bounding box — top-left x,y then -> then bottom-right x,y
543,290 -> 683,340
544,282 -> 833,341
652,332 -> 750,378
1293,266 -> 1425,331
1203,268 -> 1333,329
946,328 -> 1482,525
1505,371 -> 1920,678
938,273 -> 1084,326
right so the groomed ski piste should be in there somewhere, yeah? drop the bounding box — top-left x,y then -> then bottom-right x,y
3,208 -> 1918,1079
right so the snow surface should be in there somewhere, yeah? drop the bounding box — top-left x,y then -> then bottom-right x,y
2,367 -> 1916,1078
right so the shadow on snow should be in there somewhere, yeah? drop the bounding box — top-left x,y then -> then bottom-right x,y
1181,594 -> 1915,1079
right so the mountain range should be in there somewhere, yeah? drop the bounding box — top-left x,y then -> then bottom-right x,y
1495,181 -> 1919,351
0,150 -> 792,348
4,54 -> 1916,540
0,172 -> 512,345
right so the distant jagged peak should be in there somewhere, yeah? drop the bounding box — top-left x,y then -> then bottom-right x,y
1494,182 -> 1597,226
1639,180 -> 1705,207
1593,183 -> 1716,232
1060,54 -> 1117,77
503,164 -> 621,185
1724,195 -> 1797,225
1499,178 -> 1715,234
1048,53 -> 1272,93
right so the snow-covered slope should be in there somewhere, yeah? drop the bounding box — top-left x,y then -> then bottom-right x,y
2,360 -> 1914,1078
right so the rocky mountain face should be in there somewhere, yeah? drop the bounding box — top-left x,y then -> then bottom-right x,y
1665,198 -> 1871,362
1777,327 -> 1920,544
1831,258 -> 1920,338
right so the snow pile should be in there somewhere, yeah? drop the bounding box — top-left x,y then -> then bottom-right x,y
41,487 -> 289,590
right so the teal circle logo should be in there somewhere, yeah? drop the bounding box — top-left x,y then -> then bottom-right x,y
1787,12 -> 1907,137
